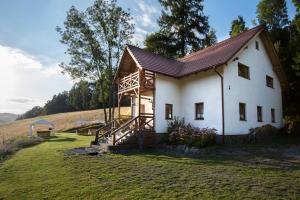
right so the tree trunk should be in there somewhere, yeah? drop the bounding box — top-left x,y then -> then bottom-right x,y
107,45 -> 113,122
112,84 -> 116,120
99,81 -> 108,124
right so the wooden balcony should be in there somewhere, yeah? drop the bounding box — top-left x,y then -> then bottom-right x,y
118,70 -> 155,94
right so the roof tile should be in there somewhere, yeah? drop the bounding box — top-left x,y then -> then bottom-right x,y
126,25 -> 264,78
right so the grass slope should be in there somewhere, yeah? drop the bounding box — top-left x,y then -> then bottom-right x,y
0,133 -> 300,199
0,107 -> 130,143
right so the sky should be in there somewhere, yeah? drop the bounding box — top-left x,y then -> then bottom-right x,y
0,0 -> 297,114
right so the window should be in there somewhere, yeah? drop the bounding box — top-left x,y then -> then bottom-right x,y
239,103 -> 246,121
165,104 -> 173,120
255,41 -> 259,50
271,108 -> 275,123
266,75 -> 274,88
195,103 -> 204,120
257,106 -> 263,122
238,63 -> 250,79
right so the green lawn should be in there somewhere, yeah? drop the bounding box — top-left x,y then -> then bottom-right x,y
0,133 -> 300,200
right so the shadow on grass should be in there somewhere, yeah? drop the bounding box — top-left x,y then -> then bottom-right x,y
46,136 -> 77,143
117,140 -> 300,171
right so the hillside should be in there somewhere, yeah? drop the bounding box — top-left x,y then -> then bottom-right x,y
0,107 -> 130,143
0,113 -> 18,124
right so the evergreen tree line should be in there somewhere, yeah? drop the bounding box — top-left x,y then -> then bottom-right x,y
17,80 -> 130,120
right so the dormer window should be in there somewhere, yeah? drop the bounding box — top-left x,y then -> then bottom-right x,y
238,63 -> 250,79
256,41 -> 259,50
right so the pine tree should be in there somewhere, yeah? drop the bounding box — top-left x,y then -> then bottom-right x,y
256,0 -> 289,32
229,16 -> 248,37
145,0 -> 210,58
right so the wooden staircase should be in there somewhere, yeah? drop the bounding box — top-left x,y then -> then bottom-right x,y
92,114 -> 154,146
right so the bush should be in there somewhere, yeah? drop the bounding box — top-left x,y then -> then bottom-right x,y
0,137 -> 43,161
166,117 -> 216,148
249,124 -> 281,142
167,117 -> 185,134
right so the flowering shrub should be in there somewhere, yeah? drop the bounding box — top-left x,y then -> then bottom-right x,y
167,118 -> 216,148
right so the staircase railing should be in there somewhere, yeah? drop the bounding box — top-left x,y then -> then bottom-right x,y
112,116 -> 139,145
93,115 -> 131,144
93,114 -> 154,146
113,114 -> 154,145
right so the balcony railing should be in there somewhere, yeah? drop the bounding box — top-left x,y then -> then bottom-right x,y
118,70 -> 154,94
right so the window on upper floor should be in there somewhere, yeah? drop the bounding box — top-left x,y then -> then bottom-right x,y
239,103 -> 246,121
165,104 -> 173,120
266,75 -> 274,88
271,108 -> 276,123
238,63 -> 250,79
256,41 -> 260,50
195,102 -> 204,120
257,106 -> 263,122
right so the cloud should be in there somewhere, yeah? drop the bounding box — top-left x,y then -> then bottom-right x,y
138,14 -> 152,27
0,44 -> 74,114
131,0 -> 160,45
8,98 -> 32,104
137,1 -> 159,14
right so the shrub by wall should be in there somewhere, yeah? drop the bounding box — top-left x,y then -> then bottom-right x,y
249,124 -> 281,142
167,118 -> 216,148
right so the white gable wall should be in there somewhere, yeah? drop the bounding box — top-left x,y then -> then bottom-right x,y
223,35 -> 283,134
154,35 -> 283,135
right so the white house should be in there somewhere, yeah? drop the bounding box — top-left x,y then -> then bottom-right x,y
110,25 -> 287,145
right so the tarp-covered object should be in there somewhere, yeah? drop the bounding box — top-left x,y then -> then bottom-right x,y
29,119 -> 55,137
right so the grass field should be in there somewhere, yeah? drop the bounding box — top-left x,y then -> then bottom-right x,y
0,107 -> 130,143
0,133 -> 300,199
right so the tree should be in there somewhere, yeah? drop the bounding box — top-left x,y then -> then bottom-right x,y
144,31 -> 178,58
292,0 -> 300,32
229,16 -> 248,37
69,80 -> 92,111
203,28 -> 217,47
57,0 -> 134,123
293,0 -> 300,11
44,92 -> 73,115
145,0 -> 210,58
17,106 -> 44,120
256,0 -> 289,32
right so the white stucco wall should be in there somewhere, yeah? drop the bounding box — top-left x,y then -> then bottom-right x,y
132,95 -> 153,117
155,74 -> 181,133
223,35 -> 283,134
180,70 -> 222,133
154,35 -> 283,135
155,70 -> 222,134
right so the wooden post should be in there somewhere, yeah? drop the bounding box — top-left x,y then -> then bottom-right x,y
113,132 -> 116,145
118,94 -> 122,120
152,73 -> 156,132
138,87 -> 141,131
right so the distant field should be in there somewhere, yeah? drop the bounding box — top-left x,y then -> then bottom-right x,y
0,107 -> 130,143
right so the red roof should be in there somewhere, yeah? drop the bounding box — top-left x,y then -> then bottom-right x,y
126,25 -> 264,78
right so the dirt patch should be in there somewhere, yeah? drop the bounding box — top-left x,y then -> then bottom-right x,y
64,147 -> 100,156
